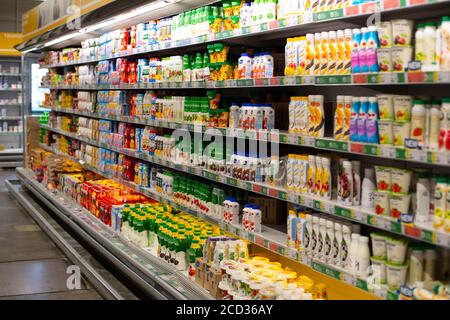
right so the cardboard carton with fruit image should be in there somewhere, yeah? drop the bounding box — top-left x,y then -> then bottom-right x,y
377,21 -> 393,48
391,19 -> 414,46
374,191 -> 390,216
393,122 -> 411,147
389,194 -> 411,219
391,47 -> 413,72
377,48 -> 392,72
393,95 -> 413,122
378,120 -> 394,145
391,168 -> 412,194
375,166 -> 392,191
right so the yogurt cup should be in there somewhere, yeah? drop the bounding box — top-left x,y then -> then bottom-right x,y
370,233 -> 388,259
386,237 -> 408,264
377,94 -> 395,120
389,194 -> 411,219
378,120 -> 393,145
393,122 -> 411,147
386,262 -> 408,290
377,48 -> 392,72
374,191 -> 391,216
393,95 -> 413,122
391,19 -> 414,46
370,257 -> 387,284
377,21 -> 393,48
392,46 -> 413,72
375,166 -> 392,191
391,168 -> 412,194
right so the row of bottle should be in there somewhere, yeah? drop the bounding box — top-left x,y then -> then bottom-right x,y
237,52 -> 275,79
288,95 -> 325,137
223,199 -> 262,232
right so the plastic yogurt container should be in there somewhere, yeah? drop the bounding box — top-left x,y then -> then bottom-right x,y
386,262 -> 408,290
389,194 -> 411,219
386,237 -> 409,264
391,19 -> 414,46
375,166 -> 392,191
370,256 -> 387,284
370,233 -> 388,259
390,168 -> 412,194
377,94 -> 395,120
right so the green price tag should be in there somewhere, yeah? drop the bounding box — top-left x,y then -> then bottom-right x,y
335,206 -> 354,219
313,200 -> 322,211
245,182 -> 252,191
227,177 -> 237,187
279,191 -> 287,201
421,229 -> 433,243
364,145 -> 379,156
391,221 -> 402,233
261,186 -> 268,195
356,279 -> 369,291
396,148 -> 407,160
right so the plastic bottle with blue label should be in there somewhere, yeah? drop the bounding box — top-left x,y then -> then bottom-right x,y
357,97 -> 369,142
350,97 -> 361,141
359,27 -> 369,73
366,26 -> 380,73
351,28 -> 361,73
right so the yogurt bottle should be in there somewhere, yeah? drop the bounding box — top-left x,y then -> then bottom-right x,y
238,53 -> 253,79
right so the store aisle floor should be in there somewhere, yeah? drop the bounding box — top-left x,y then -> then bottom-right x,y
0,169 -> 102,300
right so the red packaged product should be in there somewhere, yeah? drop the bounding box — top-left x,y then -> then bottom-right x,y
120,28 -> 129,52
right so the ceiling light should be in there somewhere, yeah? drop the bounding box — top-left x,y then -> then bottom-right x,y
44,32 -> 81,47
21,46 -> 39,53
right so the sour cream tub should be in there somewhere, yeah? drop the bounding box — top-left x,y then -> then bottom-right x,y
386,262 -> 408,290
377,48 -> 393,72
370,257 -> 387,284
386,237 -> 409,264
389,194 -> 411,219
378,120 -> 393,145
370,233 -> 388,259
377,94 -> 395,120
393,95 -> 413,122
392,46 -> 413,72
393,122 -> 411,147
391,19 -> 414,46
374,191 -> 391,216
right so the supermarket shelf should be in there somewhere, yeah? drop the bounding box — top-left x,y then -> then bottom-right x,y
5,180 -> 127,300
15,167 -> 213,300
0,73 -> 21,77
0,104 -> 22,108
0,148 -> 22,154
38,143 -> 398,300
0,88 -> 21,92
0,116 -> 21,120
40,72 -> 450,91
0,131 -> 22,136
0,161 -> 22,168
40,125 -> 450,249
45,106 -> 450,167
39,0 -> 450,69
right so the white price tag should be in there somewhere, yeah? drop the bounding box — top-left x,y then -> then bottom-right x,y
251,24 -> 261,33
227,79 -> 237,87
434,152 -> 447,165
380,145 -> 395,158
379,73 -> 392,84
288,134 -> 298,145
435,232 -> 447,246
285,77 -> 296,85
303,136 -> 315,147
301,253 -> 311,266
374,287 -> 388,299
303,76 -> 314,85
343,273 -> 357,286
302,13 -> 312,24
438,71 -> 450,83
409,149 -> 426,162
233,28 -> 242,36
287,248 -> 297,259
302,196 -> 313,208
287,15 -> 299,26
288,192 -> 297,203
379,217 -> 391,230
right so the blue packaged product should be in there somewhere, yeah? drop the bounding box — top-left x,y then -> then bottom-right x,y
366,119 -> 379,144
350,97 -> 361,141
357,97 -> 369,142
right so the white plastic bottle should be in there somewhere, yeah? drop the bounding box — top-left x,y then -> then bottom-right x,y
318,218 -> 326,260
311,216 -> 319,257
332,222 -> 342,266
429,100 -> 441,150
340,224 -> 352,268
410,99 -> 426,147
416,173 -> 431,224
348,233 -> 360,275
415,23 -> 425,63
357,236 -> 370,277
352,160 -> 361,206
324,220 -> 335,264
304,214 -> 313,255
409,248 -> 424,284
361,168 -> 376,209
340,161 -> 354,205
229,103 -> 240,129
423,22 -> 437,71
424,249 -> 436,281
434,177 -> 447,228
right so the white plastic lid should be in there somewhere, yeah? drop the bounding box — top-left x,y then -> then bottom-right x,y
319,218 -> 326,225
351,233 -> 361,240
352,28 -> 360,33
334,222 -> 342,231
312,216 -> 319,223
326,220 -> 334,228
364,168 -> 375,178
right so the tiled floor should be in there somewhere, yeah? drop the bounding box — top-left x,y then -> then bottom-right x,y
0,169 -> 102,300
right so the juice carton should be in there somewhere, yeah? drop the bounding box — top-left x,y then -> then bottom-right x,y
314,33 -> 322,75
320,32 -> 329,75
344,29 -> 352,74
336,30 -> 345,74
343,96 -> 352,141
305,33 -> 315,75
334,95 -> 345,140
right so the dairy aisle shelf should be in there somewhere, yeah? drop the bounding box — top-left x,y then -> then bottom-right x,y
15,167 -> 213,300
39,0 -> 450,70
40,72 -> 450,90
37,143 -> 397,300
0,131 -> 22,135
42,105 -> 450,167
0,73 -> 21,77
0,116 -> 21,120
40,123 -> 450,249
